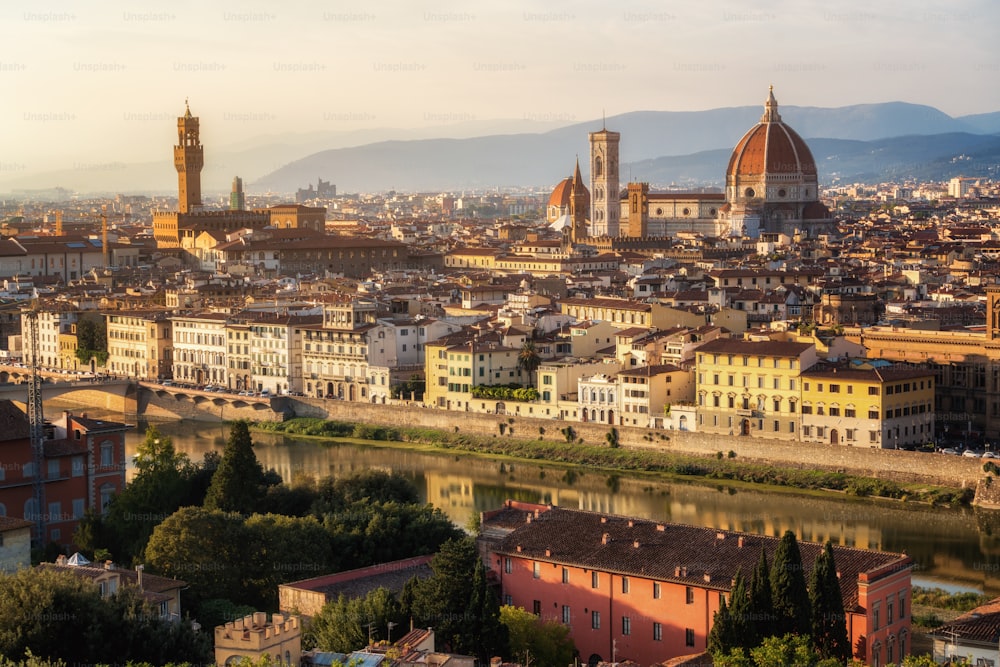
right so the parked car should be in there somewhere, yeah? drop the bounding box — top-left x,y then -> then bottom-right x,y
940,448 -> 960,455
962,449 -> 981,458
982,451 -> 998,459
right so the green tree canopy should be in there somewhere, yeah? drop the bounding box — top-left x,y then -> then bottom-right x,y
74,316 -> 108,367
517,340 -> 541,386
748,548 -> 773,644
499,605 -> 574,667
306,588 -> 406,653
0,567 -> 209,664
204,421 -> 268,512
770,531 -> 812,637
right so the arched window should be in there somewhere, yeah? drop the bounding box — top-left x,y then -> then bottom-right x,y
595,156 -> 603,177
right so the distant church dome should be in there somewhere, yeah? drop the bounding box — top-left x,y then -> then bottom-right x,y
546,176 -> 590,224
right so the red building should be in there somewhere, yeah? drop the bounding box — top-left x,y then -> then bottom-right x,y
480,501 -> 912,667
0,402 -> 127,546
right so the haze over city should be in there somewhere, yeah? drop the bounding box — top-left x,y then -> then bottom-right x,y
3,0 -> 999,182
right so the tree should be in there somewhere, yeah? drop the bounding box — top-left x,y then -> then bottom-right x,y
708,595 -> 736,657
517,340 -> 541,386
204,421 -> 268,512
74,316 -> 108,367
770,531 -> 812,638
469,560 -> 509,664
749,634 -> 838,667
306,588 -> 406,653
144,506 -> 248,609
748,549 -> 773,643
810,541 -> 851,663
0,567 -> 210,664
500,605 -> 574,667
408,537 -> 506,656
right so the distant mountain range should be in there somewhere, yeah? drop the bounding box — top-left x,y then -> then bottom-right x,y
3,102 -> 999,196
254,102 -> 1000,192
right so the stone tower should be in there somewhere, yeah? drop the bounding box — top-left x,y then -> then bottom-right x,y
626,182 -> 649,238
230,176 -> 245,211
589,125 -> 620,237
174,100 -> 204,214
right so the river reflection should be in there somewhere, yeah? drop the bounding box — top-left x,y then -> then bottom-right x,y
125,419 -> 1000,594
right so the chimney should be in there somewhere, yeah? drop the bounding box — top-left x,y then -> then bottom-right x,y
633,540 -> 640,549
136,564 -> 143,591
526,515 -> 532,523
516,545 -> 522,553
656,524 -> 665,532
600,516 -> 608,524
675,566 -> 681,577
704,572 -> 712,583
627,520 -> 634,528
56,554 -> 67,566
104,560 -> 113,570
601,533 -> 609,545
545,549 -> 551,557
717,532 -> 725,540
681,566 -> 687,577
738,536 -> 745,548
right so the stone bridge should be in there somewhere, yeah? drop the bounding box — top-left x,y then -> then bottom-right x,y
136,382 -> 288,422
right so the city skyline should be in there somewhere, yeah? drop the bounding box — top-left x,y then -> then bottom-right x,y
3,0 -> 999,185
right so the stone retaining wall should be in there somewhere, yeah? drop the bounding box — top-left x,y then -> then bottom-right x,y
283,398 -> 986,491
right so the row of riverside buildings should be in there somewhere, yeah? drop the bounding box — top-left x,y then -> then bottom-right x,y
14,291 -> 936,448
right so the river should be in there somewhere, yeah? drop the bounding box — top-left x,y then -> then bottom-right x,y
118,418 -> 1000,596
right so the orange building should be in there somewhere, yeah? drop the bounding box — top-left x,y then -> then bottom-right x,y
0,403 -> 127,546
481,501 -> 912,667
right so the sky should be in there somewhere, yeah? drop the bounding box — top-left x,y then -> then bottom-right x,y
2,0 -> 999,180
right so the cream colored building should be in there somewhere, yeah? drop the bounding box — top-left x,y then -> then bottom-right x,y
171,312 -> 229,386
106,310 -> 172,380
214,612 -> 301,667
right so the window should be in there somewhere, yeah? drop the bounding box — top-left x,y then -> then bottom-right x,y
686,587 -> 695,604
504,558 -> 512,574
505,594 -> 513,606
845,408 -> 856,418
592,571 -> 599,589
686,628 -> 695,647
72,498 -> 84,519
869,408 -> 879,419
899,591 -> 906,618
592,611 -> 601,629
873,601 -> 881,630
653,582 -> 661,599
622,576 -> 629,594
869,386 -> 880,396
533,562 -> 540,579
47,459 -> 59,479
48,501 -> 61,523
653,622 -> 662,641
830,384 -> 840,393
562,605 -> 571,624
100,441 -> 114,467
622,616 -> 631,636
533,600 -> 541,615
888,596 -> 894,624
562,567 -> 569,584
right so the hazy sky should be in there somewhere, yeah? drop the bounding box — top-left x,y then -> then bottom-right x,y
3,0 -> 998,176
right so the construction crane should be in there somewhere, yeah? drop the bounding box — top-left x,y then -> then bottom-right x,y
25,308 -> 46,546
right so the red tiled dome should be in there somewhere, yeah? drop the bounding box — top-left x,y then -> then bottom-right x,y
726,88 -> 817,180
548,176 -> 589,210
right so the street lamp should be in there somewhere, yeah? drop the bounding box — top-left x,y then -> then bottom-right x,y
387,621 -> 397,643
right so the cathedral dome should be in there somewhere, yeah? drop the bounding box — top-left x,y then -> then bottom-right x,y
546,173 -> 589,224
726,87 -> 817,192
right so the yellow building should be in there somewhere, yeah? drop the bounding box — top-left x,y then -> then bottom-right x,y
799,366 -> 935,448
425,332 -> 527,412
695,338 -> 818,439
214,612 -> 301,667
558,297 -> 703,331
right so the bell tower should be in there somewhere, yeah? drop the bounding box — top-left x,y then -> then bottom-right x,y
174,99 -> 204,214
589,124 -> 620,237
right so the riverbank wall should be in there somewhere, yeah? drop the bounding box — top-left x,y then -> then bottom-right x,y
279,397 -> 986,492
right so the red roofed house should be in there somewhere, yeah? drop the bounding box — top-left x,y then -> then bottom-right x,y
480,501 -> 912,667
0,402 -> 127,546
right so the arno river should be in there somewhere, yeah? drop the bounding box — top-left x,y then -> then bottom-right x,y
123,419 -> 1000,595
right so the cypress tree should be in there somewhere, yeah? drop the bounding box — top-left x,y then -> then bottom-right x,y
727,570 -> 752,650
707,596 -> 735,657
748,548 -> 773,644
770,530 -> 812,637
810,541 -> 851,662
204,421 -> 266,512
